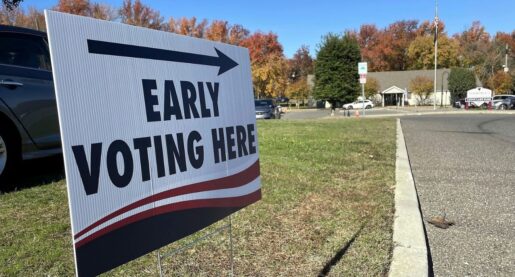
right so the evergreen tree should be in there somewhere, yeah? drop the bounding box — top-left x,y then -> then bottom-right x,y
448,68 -> 476,102
314,33 -> 361,109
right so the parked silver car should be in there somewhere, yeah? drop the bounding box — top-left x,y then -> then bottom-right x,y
0,25 -> 60,182
255,99 -> 281,119
493,94 -> 513,109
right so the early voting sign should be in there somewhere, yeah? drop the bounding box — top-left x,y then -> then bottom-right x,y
45,11 -> 261,276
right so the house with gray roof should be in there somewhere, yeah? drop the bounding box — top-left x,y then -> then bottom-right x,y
368,69 -> 451,106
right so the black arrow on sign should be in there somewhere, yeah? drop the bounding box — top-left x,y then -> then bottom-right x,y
87,39 -> 238,75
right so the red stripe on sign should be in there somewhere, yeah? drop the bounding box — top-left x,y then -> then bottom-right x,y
74,159 -> 260,240
75,189 -> 261,249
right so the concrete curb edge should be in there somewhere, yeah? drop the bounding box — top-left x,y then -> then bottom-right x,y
388,118 -> 428,277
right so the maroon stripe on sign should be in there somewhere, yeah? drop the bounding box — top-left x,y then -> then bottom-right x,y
74,160 -> 260,239
75,189 -> 261,249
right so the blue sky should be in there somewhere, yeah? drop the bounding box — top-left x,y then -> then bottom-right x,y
21,0 -> 515,58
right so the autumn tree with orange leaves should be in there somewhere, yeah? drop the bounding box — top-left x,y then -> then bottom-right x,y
120,0 -> 162,29
285,45 -> 314,104
54,0 -> 114,20
4,1 -> 514,94
488,71 -> 512,93
241,32 -> 287,98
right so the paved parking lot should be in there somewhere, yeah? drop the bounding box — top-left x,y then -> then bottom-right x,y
401,114 -> 515,276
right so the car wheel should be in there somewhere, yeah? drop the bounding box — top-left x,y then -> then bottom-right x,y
500,104 -> 507,110
348,106 -> 353,110
366,105 -> 372,109
0,128 -> 20,184
480,103 -> 487,109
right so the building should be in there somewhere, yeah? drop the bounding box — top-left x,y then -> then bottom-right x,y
368,69 -> 451,107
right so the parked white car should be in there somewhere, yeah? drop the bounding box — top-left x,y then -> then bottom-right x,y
342,100 -> 374,110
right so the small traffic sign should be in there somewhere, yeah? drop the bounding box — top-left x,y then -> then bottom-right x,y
358,62 -> 368,75
359,74 -> 366,84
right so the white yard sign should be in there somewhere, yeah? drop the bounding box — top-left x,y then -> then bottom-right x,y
466,87 -> 492,107
45,11 -> 260,276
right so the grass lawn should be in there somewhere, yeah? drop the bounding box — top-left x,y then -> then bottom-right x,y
0,118 -> 396,276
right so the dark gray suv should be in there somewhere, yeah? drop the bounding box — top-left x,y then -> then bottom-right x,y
499,95 -> 515,110
0,25 -> 60,182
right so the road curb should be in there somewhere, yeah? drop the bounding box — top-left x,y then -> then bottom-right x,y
388,118 -> 428,277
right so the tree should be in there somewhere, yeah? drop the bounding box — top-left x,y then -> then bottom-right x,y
314,33 -> 361,108
240,32 -> 286,98
415,19 -> 446,37
487,71 -> 512,93
2,0 -> 23,11
55,0 -> 90,16
357,24 -> 383,71
0,4 -> 45,30
381,20 -> 419,71
240,32 -> 283,64
24,7 -> 45,30
285,77 -> 310,107
168,17 -> 206,38
55,0 -> 114,20
448,68 -> 476,102
228,24 -> 249,45
492,32 -> 515,76
205,20 -> 229,42
251,54 -> 288,99
289,45 -> 314,79
409,76 -> 433,105
358,20 -> 421,71
454,21 -> 493,84
407,34 -> 459,69
89,3 -> 114,20
120,0 -> 162,30
0,5 -> 24,26
364,77 -> 380,98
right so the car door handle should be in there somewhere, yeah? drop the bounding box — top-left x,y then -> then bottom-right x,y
0,80 -> 24,87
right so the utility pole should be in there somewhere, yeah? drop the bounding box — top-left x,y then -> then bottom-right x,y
504,44 -> 509,72
433,0 -> 438,110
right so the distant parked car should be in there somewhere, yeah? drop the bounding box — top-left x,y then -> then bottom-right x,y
493,94 -> 514,109
276,96 -> 289,103
0,25 -> 60,182
454,99 -> 466,109
342,100 -> 374,110
255,99 -> 281,119
498,96 -> 515,110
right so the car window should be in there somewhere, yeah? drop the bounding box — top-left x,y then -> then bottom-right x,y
255,100 -> 272,107
0,32 -> 51,70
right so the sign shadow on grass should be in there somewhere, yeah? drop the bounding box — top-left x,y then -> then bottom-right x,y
318,222 -> 366,277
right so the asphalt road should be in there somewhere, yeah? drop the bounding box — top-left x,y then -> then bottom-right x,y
281,108 -> 408,120
280,106 -> 468,120
401,114 -> 515,276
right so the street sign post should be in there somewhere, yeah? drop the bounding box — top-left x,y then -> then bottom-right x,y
45,11 -> 261,276
358,62 -> 367,116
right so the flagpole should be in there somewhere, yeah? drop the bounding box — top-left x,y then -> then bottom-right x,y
433,0 -> 438,110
